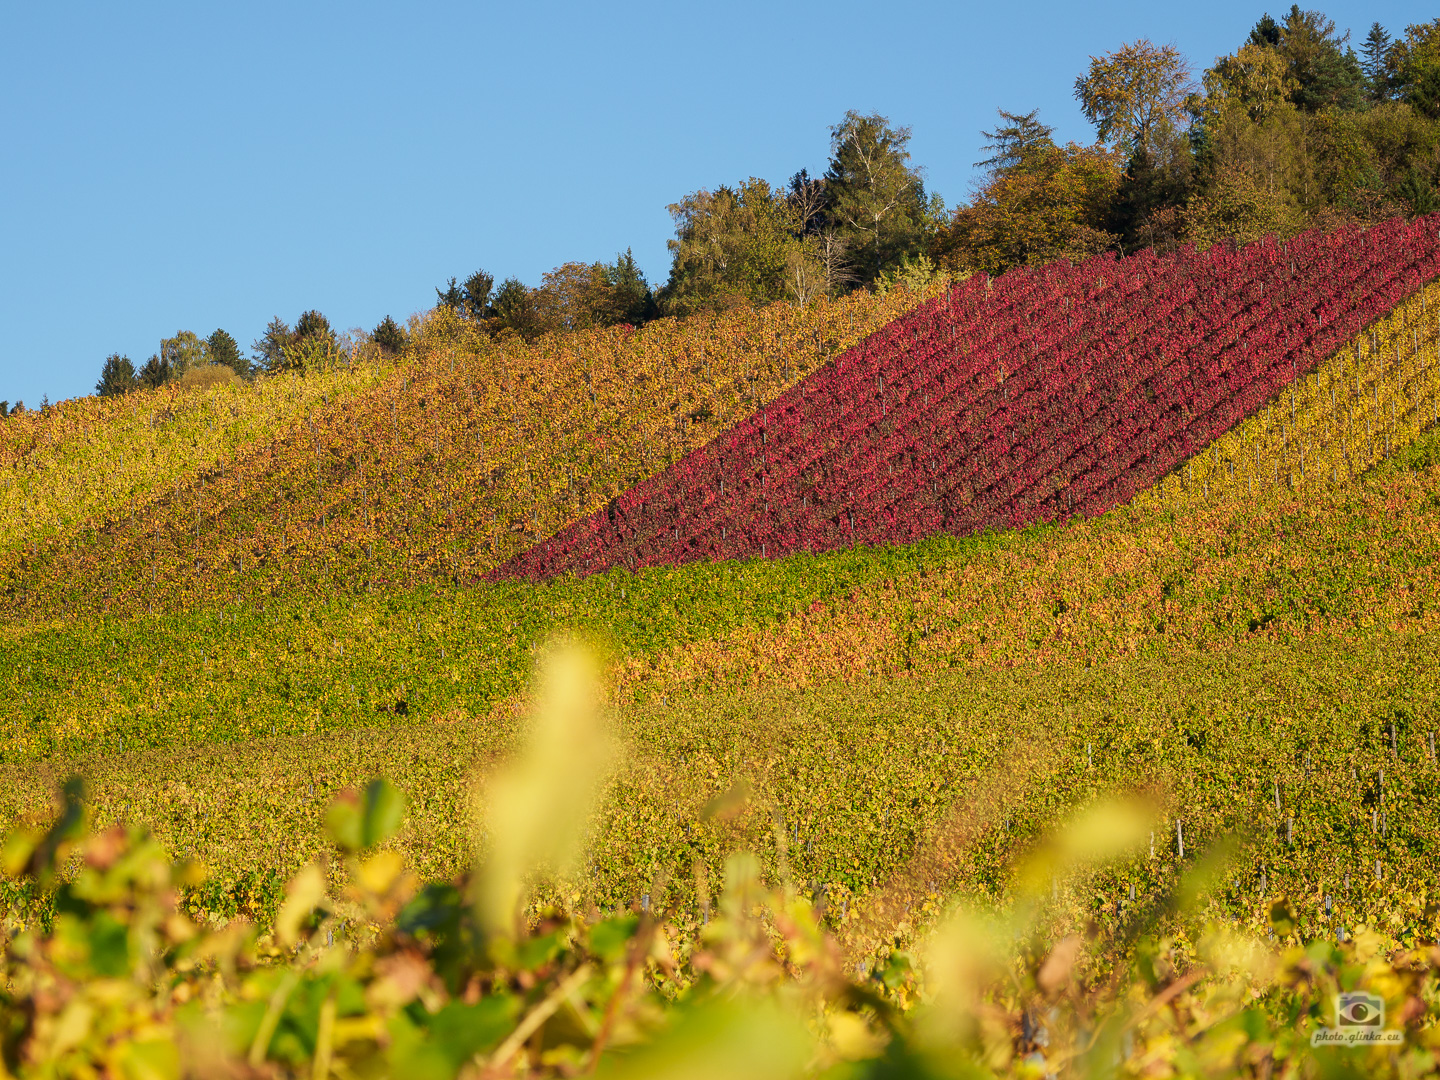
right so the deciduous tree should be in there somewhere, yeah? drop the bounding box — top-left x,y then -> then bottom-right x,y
823,111 -> 933,285
160,331 -> 209,378
661,178 -> 800,315
937,140 -> 1123,274
1075,40 -> 1193,159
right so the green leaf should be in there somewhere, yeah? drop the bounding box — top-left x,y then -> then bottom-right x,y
588,915 -> 640,964
89,911 -> 131,977
428,997 -> 520,1067
326,778 -> 406,852
516,928 -> 566,972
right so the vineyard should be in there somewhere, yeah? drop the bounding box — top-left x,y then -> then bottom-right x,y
0,285 -> 938,621
0,362 -> 384,559
6,215 -> 1440,1077
497,216 -> 1440,580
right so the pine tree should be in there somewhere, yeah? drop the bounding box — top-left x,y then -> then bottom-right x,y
976,109 -> 1056,174
207,329 -> 249,378
462,271 -> 495,319
1362,23 -> 1395,102
252,317 -> 292,374
372,315 -> 407,353
137,355 -> 171,389
96,353 -> 138,397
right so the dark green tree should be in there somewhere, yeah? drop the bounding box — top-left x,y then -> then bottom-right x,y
437,271 -> 496,319
137,355 -> 171,390
1362,23 -> 1395,102
462,271 -> 495,319
294,310 -> 334,345
372,315 -> 407,353
823,111 -> 932,284
206,329 -> 248,378
598,250 -> 657,325
976,109 -> 1057,174
1393,20 -> 1440,118
252,317 -> 292,374
436,277 -> 465,312
493,278 -> 545,339
95,354 -> 138,397
1250,6 -> 1366,113
1109,131 -> 1195,252
1395,166 -> 1439,214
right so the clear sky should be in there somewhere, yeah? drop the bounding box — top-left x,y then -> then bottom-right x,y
2,1 -> 1429,407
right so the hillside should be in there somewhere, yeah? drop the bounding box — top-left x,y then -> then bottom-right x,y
0,286 -> 938,621
6,218 -> 1440,1077
496,217 -> 1440,580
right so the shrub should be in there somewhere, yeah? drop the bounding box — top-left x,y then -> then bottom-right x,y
177,363 -> 241,394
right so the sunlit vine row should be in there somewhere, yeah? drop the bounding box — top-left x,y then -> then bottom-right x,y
1132,277 -> 1440,512
0,362 -> 385,558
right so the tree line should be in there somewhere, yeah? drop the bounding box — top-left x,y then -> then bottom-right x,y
15,6 -> 1434,415
432,10 -> 1440,341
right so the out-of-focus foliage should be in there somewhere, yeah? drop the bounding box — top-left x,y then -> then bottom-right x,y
4,674 -> 1440,1078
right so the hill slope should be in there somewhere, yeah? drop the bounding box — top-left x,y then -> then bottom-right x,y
496,217 -> 1440,581
1,287 -> 939,620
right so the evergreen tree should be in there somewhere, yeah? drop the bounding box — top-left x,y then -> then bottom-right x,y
373,315 -> 407,353
493,278 -> 545,339
95,354 -> 138,397
294,310 -> 334,345
976,109 -> 1056,174
1361,23 -> 1395,102
462,271 -> 494,319
437,271 -> 495,319
137,355 -> 171,390
598,250 -> 656,325
252,317 -> 292,374
436,277 -> 465,312
206,329 -> 248,378
1394,20 -> 1440,119
1249,5 -> 1366,113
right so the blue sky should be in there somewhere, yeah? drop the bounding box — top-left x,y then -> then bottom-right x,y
2,1 -> 1429,407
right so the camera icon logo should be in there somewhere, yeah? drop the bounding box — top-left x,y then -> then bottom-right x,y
1337,992 -> 1385,1028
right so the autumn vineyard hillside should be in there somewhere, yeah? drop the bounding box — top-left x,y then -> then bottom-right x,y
0,284 -> 938,620
495,216 -> 1440,580
8,216 -> 1440,1078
